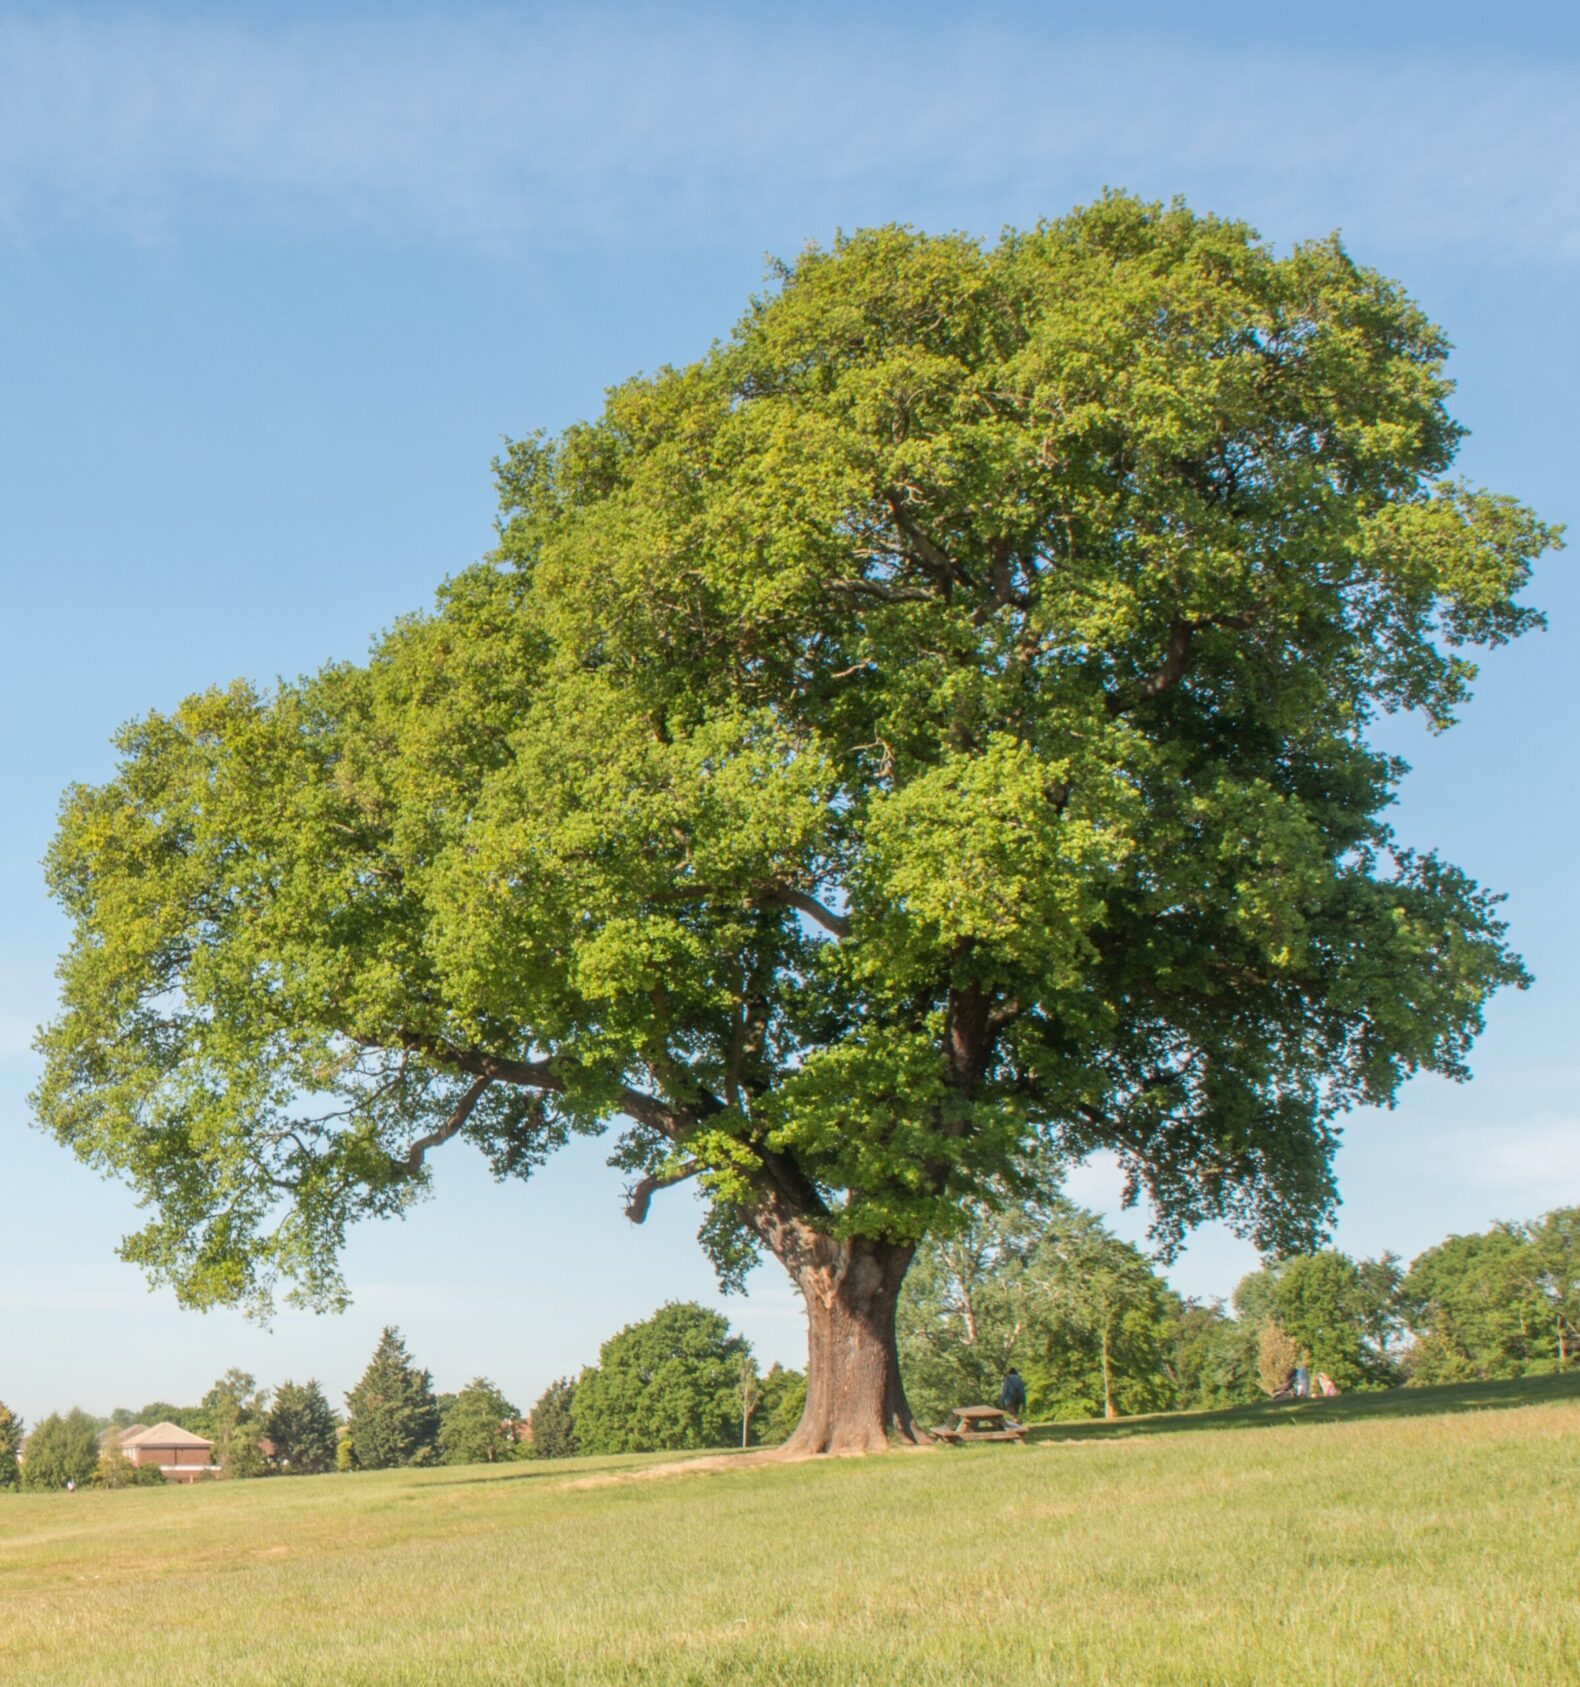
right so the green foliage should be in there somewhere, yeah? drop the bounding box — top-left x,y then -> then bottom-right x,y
899,1196 -> 1178,1422
93,1434 -> 130,1488
1275,1251 -> 1402,1388
1523,1208 -> 1580,1370
572,1303 -> 750,1454
1401,1215 -> 1574,1382
22,1409 -> 100,1490
131,1401 -> 210,1437
1163,1300 -> 1257,1409
526,1378 -> 579,1460
345,1327 -> 441,1469
204,1368 -> 271,1478
34,196 -> 1555,1337
0,1401 -> 24,1489
439,1378 -> 521,1466
756,1364 -> 807,1445
265,1379 -> 340,1475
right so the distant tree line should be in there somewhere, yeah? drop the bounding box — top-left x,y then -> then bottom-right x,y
2,1309 -> 806,1487
4,1203 -> 1571,1487
894,1198 -> 1579,1424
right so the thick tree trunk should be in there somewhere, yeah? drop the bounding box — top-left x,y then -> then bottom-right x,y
767,1223 -> 925,1455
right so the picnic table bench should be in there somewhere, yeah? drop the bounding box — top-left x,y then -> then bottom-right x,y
931,1405 -> 1029,1445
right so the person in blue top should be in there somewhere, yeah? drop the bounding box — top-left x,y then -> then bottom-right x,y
999,1368 -> 1027,1422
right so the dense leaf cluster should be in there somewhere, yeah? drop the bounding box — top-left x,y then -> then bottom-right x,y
571,1301 -> 750,1455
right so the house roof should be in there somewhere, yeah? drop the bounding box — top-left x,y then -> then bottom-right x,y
101,1423 -> 147,1444
121,1421 -> 213,1450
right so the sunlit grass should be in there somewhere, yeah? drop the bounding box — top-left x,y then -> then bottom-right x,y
1,1377 -> 1575,1683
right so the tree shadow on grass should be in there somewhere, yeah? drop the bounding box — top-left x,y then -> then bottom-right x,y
416,1464 -> 574,1488
1026,1370 -> 1580,1445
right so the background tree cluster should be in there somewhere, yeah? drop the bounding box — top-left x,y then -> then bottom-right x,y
1401,1209 -> 1579,1382
6,1199 -> 1569,1488
897,1199 -> 1579,1421
2,1309 -> 807,1490
524,1302 -> 805,1459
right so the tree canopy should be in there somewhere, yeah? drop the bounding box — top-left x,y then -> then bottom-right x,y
572,1302 -> 750,1454
1402,1209 -> 1578,1381
526,1378 -> 579,1460
22,1409 -> 99,1490
898,1195 -> 1177,1423
438,1377 -> 521,1466
34,194 -> 1556,1450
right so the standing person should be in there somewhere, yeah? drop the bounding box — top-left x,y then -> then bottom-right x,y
1294,1360 -> 1310,1399
999,1368 -> 1027,1424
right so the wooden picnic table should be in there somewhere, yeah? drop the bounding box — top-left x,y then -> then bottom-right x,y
930,1404 -> 1029,1445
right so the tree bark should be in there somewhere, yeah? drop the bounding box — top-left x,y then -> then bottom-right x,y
764,1221 -> 925,1454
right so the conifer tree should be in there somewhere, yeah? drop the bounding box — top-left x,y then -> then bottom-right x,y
344,1327 -> 440,1468
526,1378 -> 578,1460
265,1379 -> 340,1474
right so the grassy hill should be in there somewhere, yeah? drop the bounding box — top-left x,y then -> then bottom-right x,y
1,1374 -> 1576,1684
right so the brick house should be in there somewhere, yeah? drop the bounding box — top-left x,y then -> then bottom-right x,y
117,1421 -> 218,1482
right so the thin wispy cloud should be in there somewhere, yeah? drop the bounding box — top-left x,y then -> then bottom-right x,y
0,13 -> 1575,261
1465,1121 -> 1580,1207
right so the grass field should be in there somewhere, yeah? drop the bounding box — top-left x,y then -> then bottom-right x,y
1,1374 -> 1576,1685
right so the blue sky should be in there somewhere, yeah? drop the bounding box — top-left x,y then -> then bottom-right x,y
1,1 -> 1575,1423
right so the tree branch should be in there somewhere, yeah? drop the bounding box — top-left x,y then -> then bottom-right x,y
624,1159 -> 702,1224
380,1027 -> 701,1141
405,1075 -> 492,1173
766,885 -> 851,939
828,577 -> 936,604
1108,608 -> 1262,716
884,492 -> 971,588
1132,618 -> 1196,709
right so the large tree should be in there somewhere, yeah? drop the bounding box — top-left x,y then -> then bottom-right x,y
1402,1220 -> 1562,1381
35,196 -> 1555,1452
